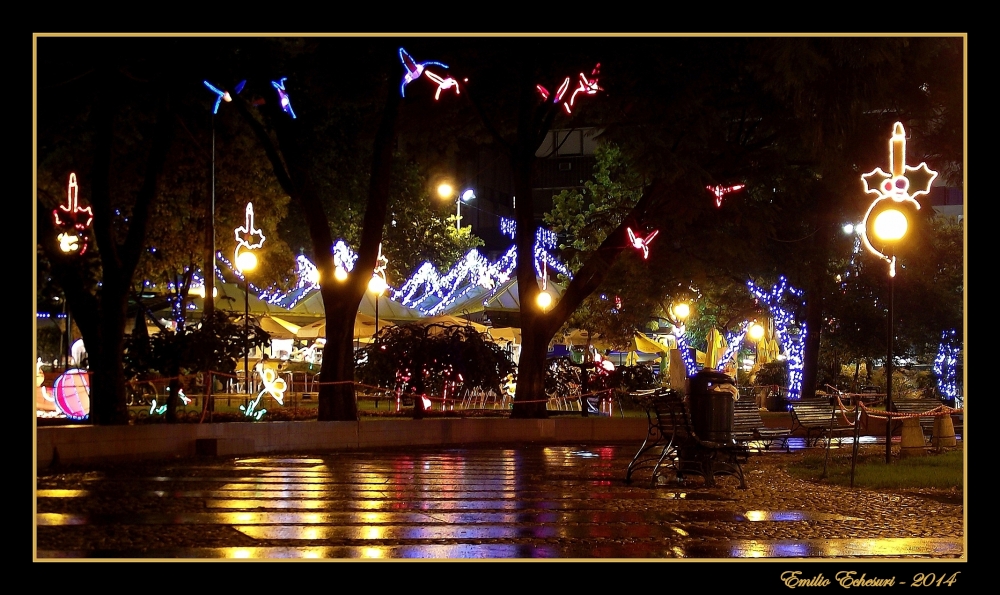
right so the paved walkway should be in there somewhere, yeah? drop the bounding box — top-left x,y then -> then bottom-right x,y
35,439 -> 964,561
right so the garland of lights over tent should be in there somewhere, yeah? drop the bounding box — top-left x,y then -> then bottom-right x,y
746,276 -> 806,398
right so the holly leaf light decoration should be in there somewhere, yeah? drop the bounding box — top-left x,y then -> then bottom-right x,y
858,122 -> 937,275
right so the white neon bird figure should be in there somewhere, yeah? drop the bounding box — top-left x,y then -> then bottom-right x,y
626,227 -> 659,260
271,78 -> 296,118
399,47 -> 460,99
204,80 -> 246,114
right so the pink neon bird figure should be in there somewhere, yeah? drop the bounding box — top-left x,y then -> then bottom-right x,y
707,184 -> 746,207
537,63 -> 602,114
398,47 -> 460,100
626,227 -> 658,259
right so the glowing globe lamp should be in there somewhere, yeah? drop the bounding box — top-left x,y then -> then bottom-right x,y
673,302 -> 690,322
236,251 -> 258,273
368,275 -> 388,296
333,266 -> 347,282
53,369 -> 90,420
873,208 -> 907,242
749,323 -> 765,342
536,290 -> 552,310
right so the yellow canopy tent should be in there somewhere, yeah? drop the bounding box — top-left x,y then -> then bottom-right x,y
625,333 -> 673,365
705,327 -> 728,370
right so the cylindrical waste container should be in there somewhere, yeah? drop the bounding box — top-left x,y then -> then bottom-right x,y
688,369 -> 738,444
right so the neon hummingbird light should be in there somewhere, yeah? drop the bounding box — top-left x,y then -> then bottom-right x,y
203,79 -> 246,114
626,227 -> 658,260
537,63 -> 602,115
271,78 -> 296,118
53,173 -> 93,255
398,47 -> 461,100
707,183 -> 746,207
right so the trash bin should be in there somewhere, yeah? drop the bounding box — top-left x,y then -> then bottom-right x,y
688,369 -> 738,444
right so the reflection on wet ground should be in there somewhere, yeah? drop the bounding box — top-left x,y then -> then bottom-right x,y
35,444 -> 964,559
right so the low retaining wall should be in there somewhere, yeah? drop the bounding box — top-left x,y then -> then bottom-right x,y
36,418 -> 649,468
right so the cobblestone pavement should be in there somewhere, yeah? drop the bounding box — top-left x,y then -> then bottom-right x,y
34,441 -> 964,560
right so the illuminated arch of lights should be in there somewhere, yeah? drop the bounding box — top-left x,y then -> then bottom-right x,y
747,276 -> 806,398
198,223 -> 571,318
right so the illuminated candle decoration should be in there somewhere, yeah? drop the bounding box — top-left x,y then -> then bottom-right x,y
203,79 -> 246,114
52,368 -> 90,421
233,202 -> 266,270
707,183 -> 746,208
859,122 -> 937,276
271,78 -> 297,119
537,64 -> 602,114
53,173 -> 93,255
626,227 -> 658,259
398,47 -> 461,100
372,242 -> 388,287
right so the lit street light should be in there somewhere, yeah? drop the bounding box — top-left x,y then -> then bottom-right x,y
858,121 -> 936,464
437,183 -> 475,230
234,202 -> 265,396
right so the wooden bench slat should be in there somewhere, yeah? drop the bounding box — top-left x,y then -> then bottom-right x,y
789,399 -> 858,446
733,398 -> 790,452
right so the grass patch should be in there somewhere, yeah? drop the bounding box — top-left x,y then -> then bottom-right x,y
786,449 -> 964,490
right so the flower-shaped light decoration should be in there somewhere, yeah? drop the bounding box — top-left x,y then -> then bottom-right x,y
398,47 -> 461,100
53,173 -> 94,255
707,183 -> 746,208
859,122 -> 937,276
233,202 -> 266,269
258,367 -> 288,406
537,64 -> 602,115
203,79 -> 246,114
271,78 -> 296,119
626,227 -> 659,260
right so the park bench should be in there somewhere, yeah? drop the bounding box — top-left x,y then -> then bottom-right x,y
625,388 -> 748,489
733,397 -> 791,452
891,397 -> 963,441
789,398 -> 858,447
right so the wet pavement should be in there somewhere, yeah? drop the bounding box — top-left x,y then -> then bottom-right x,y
35,440 -> 964,560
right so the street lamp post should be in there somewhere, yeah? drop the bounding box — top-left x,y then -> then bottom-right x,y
236,251 -> 257,395
234,201 -> 265,397
369,275 -> 387,336
437,183 -> 475,230
874,208 -> 906,463
857,122 -> 936,464
369,243 -> 389,338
